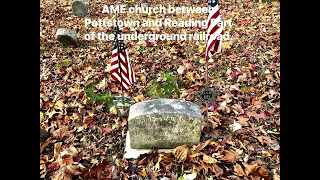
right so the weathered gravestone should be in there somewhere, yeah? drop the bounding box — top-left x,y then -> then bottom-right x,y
72,0 -> 88,17
127,99 -> 202,149
55,28 -> 78,45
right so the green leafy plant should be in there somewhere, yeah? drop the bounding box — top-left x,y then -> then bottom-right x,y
146,71 -> 182,99
40,46 -> 49,55
53,59 -> 69,71
86,83 -> 114,107
240,82 -> 249,93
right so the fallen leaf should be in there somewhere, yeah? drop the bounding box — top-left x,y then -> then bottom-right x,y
212,164 -> 224,177
241,66 -> 253,71
54,99 -> 64,111
177,65 -> 185,74
237,116 -> 249,126
138,157 -> 147,165
111,167 -> 120,179
54,142 -> 62,159
234,163 -> 246,176
231,72 -> 237,78
40,111 -> 44,121
51,165 -> 81,180
172,145 -> 190,162
193,139 -> 212,152
40,138 -> 57,154
203,154 -> 217,164
170,171 -> 178,180
137,168 -> 147,177
115,158 -> 121,166
106,63 -> 111,73
133,94 -> 145,102
230,121 -> 242,132
237,73 -> 247,82
246,110 -> 266,120
121,118 -> 127,127
91,158 -> 99,165
154,154 -> 164,171
186,72 -> 195,82
183,173 -> 197,180
230,53 -> 237,61
218,101 -> 230,113
264,69 -> 271,74
88,110 -> 95,117
232,104 -> 244,114
262,150 -> 272,157
198,44 -> 205,53
110,106 -> 117,115
183,62 -> 193,69
108,83 -> 118,93
199,58 -> 206,64
271,143 -> 280,151
222,41 -> 232,49
243,163 -> 259,176
257,166 -> 269,179
259,94 -> 268,99
48,162 -> 60,173
189,152 -> 201,158
140,74 -> 146,82
83,116 -> 94,126
273,169 -> 280,180
226,68 -> 232,75
170,46 -> 177,53
219,150 -> 241,163
221,93 -> 232,103
265,73 -> 273,80
69,85 -> 80,93
62,155 -> 73,165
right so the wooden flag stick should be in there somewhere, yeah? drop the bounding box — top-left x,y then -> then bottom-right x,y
205,59 -> 209,130
115,14 -> 124,97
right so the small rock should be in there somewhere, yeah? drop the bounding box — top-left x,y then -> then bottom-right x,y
55,28 -> 78,45
72,0 -> 88,17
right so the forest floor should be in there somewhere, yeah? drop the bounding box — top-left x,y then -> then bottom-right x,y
40,0 -> 280,179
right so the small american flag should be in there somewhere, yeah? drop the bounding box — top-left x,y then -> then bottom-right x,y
205,0 -> 223,61
110,25 -> 136,91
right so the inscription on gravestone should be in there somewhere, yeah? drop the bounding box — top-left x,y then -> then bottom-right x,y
128,99 -> 202,149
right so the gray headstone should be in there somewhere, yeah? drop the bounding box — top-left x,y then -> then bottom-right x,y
128,99 -> 202,149
72,0 -> 88,17
55,28 -> 78,45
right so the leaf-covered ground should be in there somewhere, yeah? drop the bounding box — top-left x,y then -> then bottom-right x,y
40,0 -> 280,179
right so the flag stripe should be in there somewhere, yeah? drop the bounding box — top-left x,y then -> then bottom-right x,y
205,0 -> 223,61
109,26 -> 136,91
207,7 -> 220,28
206,26 -> 223,58
111,72 -> 129,90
